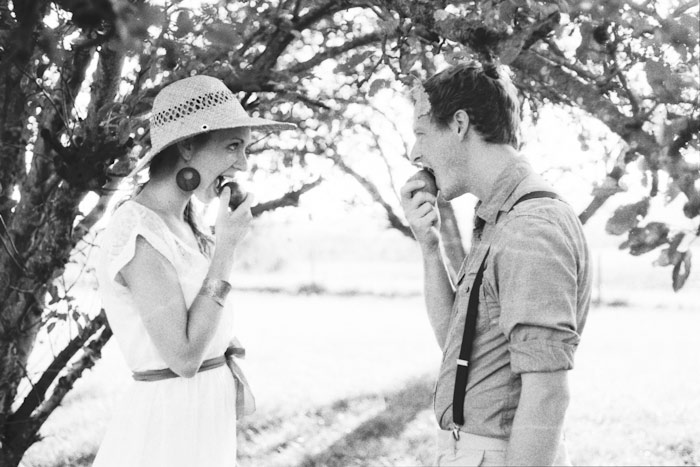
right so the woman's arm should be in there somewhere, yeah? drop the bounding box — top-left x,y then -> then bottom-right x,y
120,238 -> 227,377
120,191 -> 253,377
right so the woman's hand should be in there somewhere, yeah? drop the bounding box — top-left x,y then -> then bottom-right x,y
215,186 -> 254,254
400,180 -> 440,252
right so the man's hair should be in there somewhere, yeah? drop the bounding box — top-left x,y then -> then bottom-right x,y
421,62 -> 521,148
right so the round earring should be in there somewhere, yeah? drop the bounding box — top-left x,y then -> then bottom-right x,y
176,167 -> 201,192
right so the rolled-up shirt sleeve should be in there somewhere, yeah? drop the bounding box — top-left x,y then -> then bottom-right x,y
492,213 -> 581,374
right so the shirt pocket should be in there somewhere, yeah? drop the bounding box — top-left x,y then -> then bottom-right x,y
479,279 -> 501,329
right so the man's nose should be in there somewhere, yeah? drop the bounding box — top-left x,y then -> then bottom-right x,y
409,145 -> 420,165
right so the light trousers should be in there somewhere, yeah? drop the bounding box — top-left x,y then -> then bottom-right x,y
436,430 -> 572,466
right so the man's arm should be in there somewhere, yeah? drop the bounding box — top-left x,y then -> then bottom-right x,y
401,180 -> 455,349
506,370 -> 570,466
422,242 -> 456,349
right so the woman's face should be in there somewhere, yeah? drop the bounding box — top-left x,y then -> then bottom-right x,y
187,127 -> 252,203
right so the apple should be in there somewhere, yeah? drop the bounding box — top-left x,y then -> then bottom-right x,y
408,169 -> 438,197
220,181 -> 248,210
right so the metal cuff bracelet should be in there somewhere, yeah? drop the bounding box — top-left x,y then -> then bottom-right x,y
198,278 -> 232,307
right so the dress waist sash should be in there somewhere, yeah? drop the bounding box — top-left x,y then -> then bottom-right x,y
132,346 -> 244,382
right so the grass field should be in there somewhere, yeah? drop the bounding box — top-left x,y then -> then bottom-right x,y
18,208 -> 700,467
20,290 -> 700,467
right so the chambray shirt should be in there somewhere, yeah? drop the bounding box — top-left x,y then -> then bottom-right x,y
433,160 -> 591,438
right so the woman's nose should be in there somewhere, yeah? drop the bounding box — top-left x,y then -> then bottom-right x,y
233,154 -> 248,172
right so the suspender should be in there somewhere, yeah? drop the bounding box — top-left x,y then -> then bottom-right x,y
451,191 -> 561,437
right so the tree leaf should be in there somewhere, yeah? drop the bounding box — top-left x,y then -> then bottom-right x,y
334,50 -> 374,74
672,250 -> 691,291
575,21 -> 594,63
656,117 -> 690,146
205,22 -> 243,48
605,198 -> 650,235
377,17 -> 399,34
174,11 -> 194,38
644,60 -> 695,102
619,222 -> 670,256
653,233 -> 684,267
434,9 -> 450,22
368,78 -> 390,97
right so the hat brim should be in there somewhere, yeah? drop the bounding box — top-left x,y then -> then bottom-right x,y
127,117 -> 297,180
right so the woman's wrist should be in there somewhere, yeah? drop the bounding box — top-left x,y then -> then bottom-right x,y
209,245 -> 235,278
197,277 -> 232,307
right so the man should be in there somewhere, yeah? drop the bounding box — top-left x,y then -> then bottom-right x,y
401,62 -> 591,466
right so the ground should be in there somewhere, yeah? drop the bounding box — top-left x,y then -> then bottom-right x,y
20,291 -> 700,467
18,208 -> 700,466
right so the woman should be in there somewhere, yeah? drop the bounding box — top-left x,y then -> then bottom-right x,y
93,75 -> 295,466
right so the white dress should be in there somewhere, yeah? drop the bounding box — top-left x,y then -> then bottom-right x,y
93,200 -> 237,467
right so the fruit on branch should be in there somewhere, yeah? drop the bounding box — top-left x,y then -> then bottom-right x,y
593,23 -> 611,44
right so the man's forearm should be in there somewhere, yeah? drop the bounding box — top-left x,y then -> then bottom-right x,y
506,371 -> 569,466
507,423 -> 563,466
422,243 -> 456,350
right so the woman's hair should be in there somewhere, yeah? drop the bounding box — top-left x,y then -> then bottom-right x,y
123,133 -> 214,256
421,62 -> 521,148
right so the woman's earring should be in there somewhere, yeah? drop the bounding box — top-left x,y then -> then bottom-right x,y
176,167 -> 201,192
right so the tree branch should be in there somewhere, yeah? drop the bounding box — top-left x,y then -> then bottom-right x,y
7,310 -> 108,434
252,1 -> 339,71
578,165 -> 627,225
512,50 -> 660,158
72,177 -> 121,242
85,39 -> 127,130
288,31 -> 386,74
356,122 -> 402,204
7,323 -> 112,454
251,177 -> 324,216
669,118 -> 700,158
541,41 -> 598,81
333,156 -> 413,238
672,0 -> 699,17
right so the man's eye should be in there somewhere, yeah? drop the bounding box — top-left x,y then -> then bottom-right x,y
229,143 -> 240,150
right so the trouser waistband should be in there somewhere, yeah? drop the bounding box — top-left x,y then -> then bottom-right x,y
437,430 -> 508,451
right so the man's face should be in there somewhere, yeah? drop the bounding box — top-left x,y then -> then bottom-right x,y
410,108 -> 465,200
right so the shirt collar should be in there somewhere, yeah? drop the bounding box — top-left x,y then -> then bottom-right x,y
475,159 -> 535,224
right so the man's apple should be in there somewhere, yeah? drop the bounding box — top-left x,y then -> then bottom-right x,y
408,169 -> 438,197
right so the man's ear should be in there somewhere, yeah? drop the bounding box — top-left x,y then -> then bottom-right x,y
176,139 -> 194,162
452,110 -> 470,140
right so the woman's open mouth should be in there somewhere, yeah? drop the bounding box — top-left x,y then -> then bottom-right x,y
215,175 -> 235,196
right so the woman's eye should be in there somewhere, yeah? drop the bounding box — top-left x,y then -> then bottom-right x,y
229,143 -> 240,151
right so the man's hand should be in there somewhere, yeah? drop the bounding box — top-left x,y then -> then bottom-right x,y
401,178 -> 455,349
401,179 -> 440,251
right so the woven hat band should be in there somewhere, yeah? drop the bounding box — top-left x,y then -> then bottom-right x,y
151,89 -> 238,128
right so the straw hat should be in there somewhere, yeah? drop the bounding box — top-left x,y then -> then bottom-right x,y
129,75 -> 296,178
